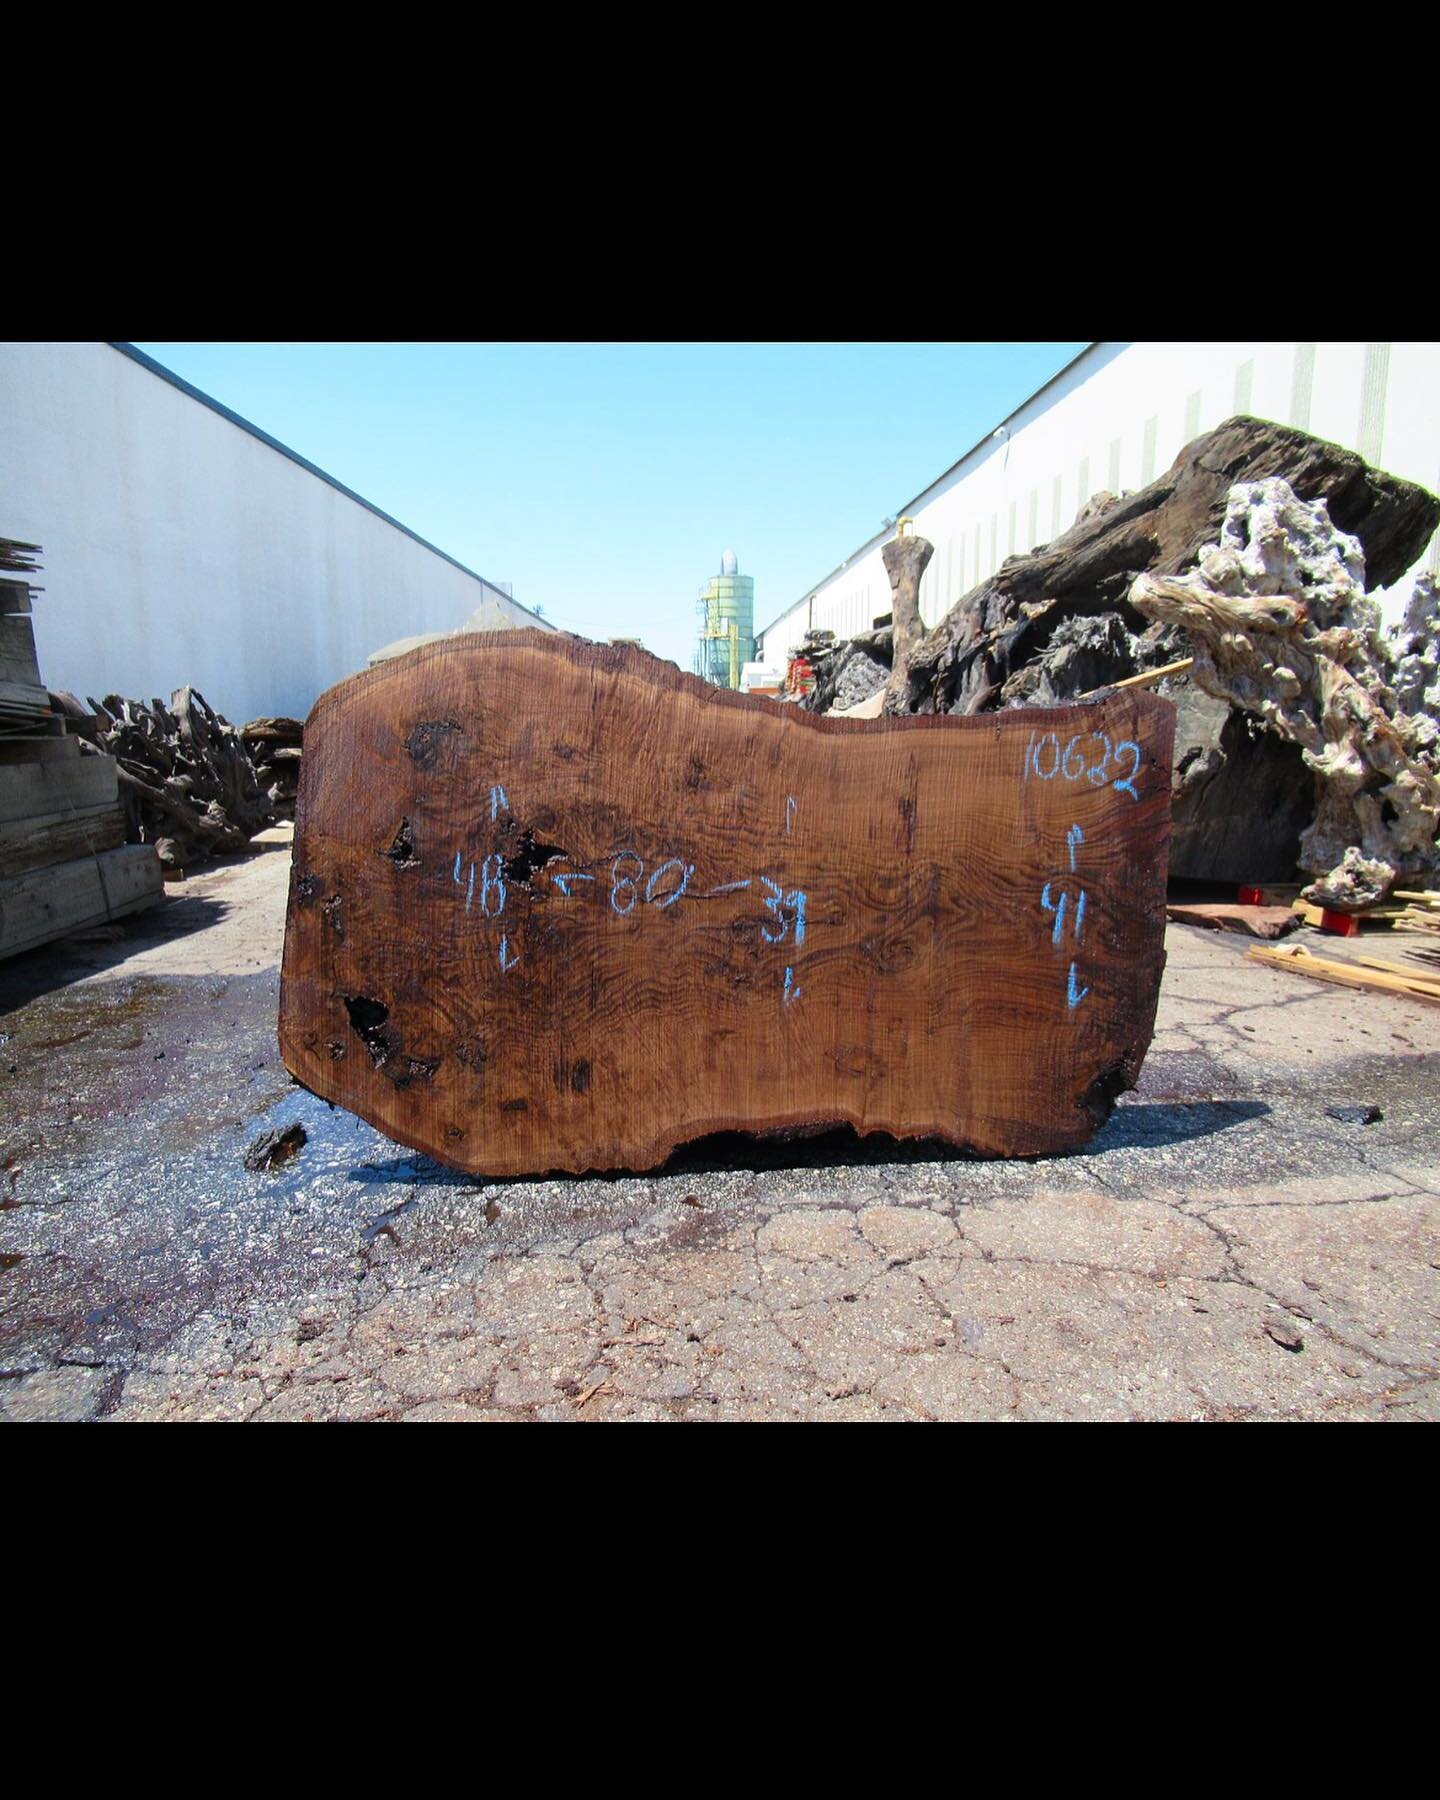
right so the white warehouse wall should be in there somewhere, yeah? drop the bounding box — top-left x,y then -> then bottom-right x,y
757,341 -> 1440,665
0,342 -> 550,725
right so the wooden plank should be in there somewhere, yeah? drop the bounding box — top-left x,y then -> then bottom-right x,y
0,615 -> 42,689
1354,955 -> 1440,989
0,735 -> 78,766
1247,944 -> 1440,1004
279,633 -> 1176,1174
0,802 -> 127,876
1166,902 -> 1299,939
0,755 -> 118,825
0,844 -> 163,960
0,679 -> 49,720
1078,657 -> 1195,700
0,714 -> 64,740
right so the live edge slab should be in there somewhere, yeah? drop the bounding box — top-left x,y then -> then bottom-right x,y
278,632 -> 1176,1175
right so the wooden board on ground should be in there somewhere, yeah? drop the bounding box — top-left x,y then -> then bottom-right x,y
1167,901 -> 1300,939
279,633 -> 1176,1174
1247,943 -> 1440,1005
0,843 -> 163,960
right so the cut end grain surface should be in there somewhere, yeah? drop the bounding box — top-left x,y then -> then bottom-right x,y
278,632 -> 1175,1174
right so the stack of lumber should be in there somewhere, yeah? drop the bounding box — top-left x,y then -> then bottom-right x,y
239,717 -> 303,821
1,537 -> 49,734
1393,889 -> 1440,932
89,688 -> 275,869
1,539 -> 163,961
1290,891 -> 1440,935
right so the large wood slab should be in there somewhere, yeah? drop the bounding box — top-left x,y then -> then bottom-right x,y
278,632 -> 1175,1172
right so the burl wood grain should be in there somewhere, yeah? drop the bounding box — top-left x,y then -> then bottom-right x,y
278,632 -> 1175,1173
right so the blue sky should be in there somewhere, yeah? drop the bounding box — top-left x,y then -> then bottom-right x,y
135,342 -> 1090,672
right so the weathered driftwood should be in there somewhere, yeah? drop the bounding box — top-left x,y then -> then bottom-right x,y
241,717 -> 304,821
885,415 -> 1440,719
802,626 -> 892,715
279,631 -> 1176,1175
882,532 -> 934,711
90,687 -> 275,867
1130,478 -> 1440,898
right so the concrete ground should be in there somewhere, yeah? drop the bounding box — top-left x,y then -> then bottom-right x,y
2,826 -> 1438,1422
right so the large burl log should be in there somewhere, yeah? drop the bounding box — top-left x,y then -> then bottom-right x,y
278,632 -> 1176,1175
889,415 -> 1440,718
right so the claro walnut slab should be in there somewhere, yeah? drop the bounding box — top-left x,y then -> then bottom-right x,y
278,632 -> 1175,1174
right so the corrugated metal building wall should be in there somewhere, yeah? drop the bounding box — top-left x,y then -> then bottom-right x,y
0,342 -> 552,724
756,342 -> 1440,666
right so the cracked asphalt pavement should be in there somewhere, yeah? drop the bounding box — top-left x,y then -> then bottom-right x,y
3,828 -> 1438,1421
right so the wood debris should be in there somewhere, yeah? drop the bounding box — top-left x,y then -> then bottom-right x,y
88,688 -> 276,868
240,717 -> 304,821
793,419 -> 1440,893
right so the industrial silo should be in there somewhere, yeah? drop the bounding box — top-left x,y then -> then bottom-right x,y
693,549 -> 755,689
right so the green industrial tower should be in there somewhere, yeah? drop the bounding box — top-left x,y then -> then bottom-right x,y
694,549 -> 755,689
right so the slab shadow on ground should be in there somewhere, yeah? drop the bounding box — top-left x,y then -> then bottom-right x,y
343,1098 -> 1272,1189
1084,1098 -> 1270,1152
0,896 -> 231,1010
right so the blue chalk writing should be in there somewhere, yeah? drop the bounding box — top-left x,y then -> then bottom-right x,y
785,795 -> 796,835
1066,824 -> 1084,872
760,876 -> 807,947
499,934 -> 519,973
783,966 -> 801,1004
1025,726 -> 1141,797
645,858 -> 693,909
452,851 -> 462,884
490,784 -> 509,821
1068,963 -> 1089,1008
551,872 -> 595,897
1041,883 -> 1069,945
610,851 -> 643,916
710,879 -> 751,894
466,861 -> 476,912
480,853 -> 506,918
1043,880 -> 1086,947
